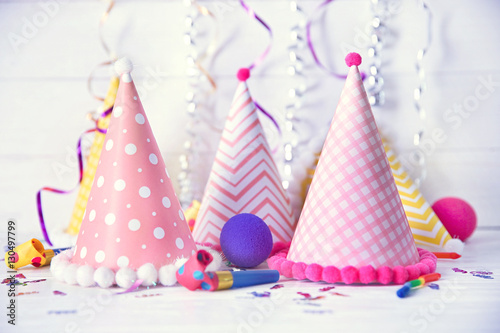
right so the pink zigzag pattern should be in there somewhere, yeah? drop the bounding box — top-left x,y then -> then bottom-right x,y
193,81 -> 296,245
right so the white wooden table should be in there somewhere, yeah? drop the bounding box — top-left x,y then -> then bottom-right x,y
1,228 -> 499,333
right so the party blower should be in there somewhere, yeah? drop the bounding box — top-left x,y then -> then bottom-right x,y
176,250 -> 279,291
4,239 -> 70,269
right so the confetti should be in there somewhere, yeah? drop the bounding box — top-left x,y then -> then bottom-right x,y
470,271 -> 493,276
297,292 -> 311,298
452,268 -> 467,274
471,274 -> 494,279
1,279 -> 26,286
330,292 -> 349,297
428,283 -> 440,290
17,291 -> 39,296
25,279 -> 47,284
303,309 -> 333,315
53,290 -> 67,296
319,286 -> 335,292
48,310 -> 77,315
135,293 -> 162,298
296,292 -> 325,301
15,273 -> 26,279
270,284 -> 283,290
249,291 -> 271,298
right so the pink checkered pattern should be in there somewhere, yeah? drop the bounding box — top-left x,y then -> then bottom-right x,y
288,66 -> 419,268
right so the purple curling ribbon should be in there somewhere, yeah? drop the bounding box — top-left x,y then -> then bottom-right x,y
239,0 -> 281,137
306,0 -> 366,80
37,106 -> 113,246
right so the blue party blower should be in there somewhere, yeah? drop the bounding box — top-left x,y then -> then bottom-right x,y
176,249 -> 280,291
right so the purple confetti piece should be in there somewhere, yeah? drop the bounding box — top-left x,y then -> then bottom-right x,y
452,268 -> 468,274
319,286 -> 335,292
270,284 -> 283,290
249,291 -> 271,298
53,290 -> 67,296
428,283 -> 440,290
25,279 -> 47,284
472,274 -> 494,279
470,271 -> 493,275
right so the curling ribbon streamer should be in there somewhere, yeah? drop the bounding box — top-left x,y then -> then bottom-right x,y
115,279 -> 144,295
88,0 -> 116,102
306,0 -> 366,80
239,0 -> 281,135
37,106 -> 114,246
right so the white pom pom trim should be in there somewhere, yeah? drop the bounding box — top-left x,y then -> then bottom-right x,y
444,238 -> 465,255
94,267 -> 115,288
51,251 -> 190,288
137,263 -> 158,287
50,245 -> 227,289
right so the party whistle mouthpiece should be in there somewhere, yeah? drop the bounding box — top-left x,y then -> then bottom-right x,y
176,250 -> 279,291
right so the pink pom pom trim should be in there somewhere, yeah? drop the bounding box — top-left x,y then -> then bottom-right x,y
345,52 -> 362,67
237,68 -> 251,81
267,247 -> 436,285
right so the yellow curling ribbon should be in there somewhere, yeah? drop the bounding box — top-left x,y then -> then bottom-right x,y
66,77 -> 119,235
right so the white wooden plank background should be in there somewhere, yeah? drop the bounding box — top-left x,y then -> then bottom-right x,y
0,0 -> 499,235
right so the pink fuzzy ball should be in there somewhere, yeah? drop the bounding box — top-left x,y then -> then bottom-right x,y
376,266 -> 393,285
237,68 -> 250,81
292,262 -> 307,280
322,266 -> 341,283
345,52 -> 362,67
305,264 -> 323,282
359,265 -> 377,284
393,266 -> 408,284
280,260 -> 294,278
341,266 -> 359,284
432,197 -> 477,241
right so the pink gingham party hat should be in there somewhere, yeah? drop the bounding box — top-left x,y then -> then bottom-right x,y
268,53 -> 437,284
192,68 -> 296,247
50,59 -> 198,289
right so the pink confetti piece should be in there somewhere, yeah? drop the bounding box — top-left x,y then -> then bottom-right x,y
15,273 -> 26,279
25,279 -> 47,284
319,286 -> 335,292
53,290 -> 67,296
297,292 -> 312,298
270,284 -> 284,290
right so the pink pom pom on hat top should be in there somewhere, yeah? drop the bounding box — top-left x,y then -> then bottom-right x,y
267,53 -> 437,285
237,68 -> 251,81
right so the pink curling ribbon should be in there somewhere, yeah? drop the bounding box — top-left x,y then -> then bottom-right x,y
239,0 -> 281,136
306,0 -> 366,80
37,107 -> 113,246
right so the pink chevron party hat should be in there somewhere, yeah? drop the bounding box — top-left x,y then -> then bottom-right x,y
192,68 -> 296,247
50,59 -> 198,289
268,53 -> 437,285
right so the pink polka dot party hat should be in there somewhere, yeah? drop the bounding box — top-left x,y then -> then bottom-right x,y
50,59 -> 198,289
192,68 -> 296,247
268,53 -> 437,285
